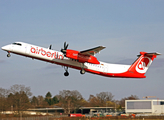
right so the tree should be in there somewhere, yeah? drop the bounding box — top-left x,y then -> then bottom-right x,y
128,95 -> 139,100
87,92 -> 115,107
119,95 -> 139,107
0,88 -> 8,112
37,95 -> 48,108
31,96 -> 39,107
7,84 -> 32,112
58,90 -> 83,114
10,84 -> 32,96
45,92 -> 53,106
45,92 -> 52,98
71,90 -> 84,113
96,92 -> 114,106
7,91 -> 30,112
88,95 -> 99,107
37,95 -> 44,105
52,96 -> 59,104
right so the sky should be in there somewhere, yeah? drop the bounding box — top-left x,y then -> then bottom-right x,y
0,0 -> 164,101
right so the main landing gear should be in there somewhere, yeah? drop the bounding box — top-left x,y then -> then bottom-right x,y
64,66 -> 69,76
63,65 -> 86,77
7,52 -> 11,57
80,69 -> 85,74
80,63 -> 85,74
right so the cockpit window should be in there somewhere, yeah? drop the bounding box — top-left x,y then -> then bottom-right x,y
12,43 -> 22,46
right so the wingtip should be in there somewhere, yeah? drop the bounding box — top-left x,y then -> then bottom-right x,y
100,46 -> 106,49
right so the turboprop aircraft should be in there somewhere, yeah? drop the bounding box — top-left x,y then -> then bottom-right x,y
1,42 -> 161,78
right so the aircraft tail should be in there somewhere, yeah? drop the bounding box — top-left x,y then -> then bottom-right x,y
128,52 -> 161,78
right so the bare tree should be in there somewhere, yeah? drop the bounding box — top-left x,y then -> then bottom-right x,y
8,84 -> 32,112
0,88 -> 8,112
88,95 -> 99,107
37,95 -> 48,108
58,90 -> 83,114
9,84 -> 32,97
31,96 -> 39,107
119,95 -> 139,107
37,95 -> 44,105
96,92 -> 114,106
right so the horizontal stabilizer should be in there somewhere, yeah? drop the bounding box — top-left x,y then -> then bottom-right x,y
137,52 -> 161,57
145,52 -> 161,56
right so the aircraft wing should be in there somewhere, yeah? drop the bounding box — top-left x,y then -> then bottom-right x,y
80,46 -> 106,56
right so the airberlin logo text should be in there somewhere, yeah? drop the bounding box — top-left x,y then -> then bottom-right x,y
30,46 -> 64,60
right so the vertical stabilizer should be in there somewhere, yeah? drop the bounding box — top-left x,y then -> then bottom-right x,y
128,52 -> 161,78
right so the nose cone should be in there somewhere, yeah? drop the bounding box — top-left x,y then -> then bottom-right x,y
1,45 -> 10,51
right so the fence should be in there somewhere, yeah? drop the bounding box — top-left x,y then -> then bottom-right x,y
1,115 -> 164,120
0,116 -> 67,120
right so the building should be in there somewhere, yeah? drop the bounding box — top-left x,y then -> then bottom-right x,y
28,107 -> 117,114
125,100 -> 164,114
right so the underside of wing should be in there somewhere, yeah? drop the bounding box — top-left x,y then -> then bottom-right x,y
80,46 -> 106,56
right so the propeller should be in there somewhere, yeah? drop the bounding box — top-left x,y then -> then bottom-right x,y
61,42 -> 69,56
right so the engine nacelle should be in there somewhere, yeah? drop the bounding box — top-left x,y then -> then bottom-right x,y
66,49 -> 100,64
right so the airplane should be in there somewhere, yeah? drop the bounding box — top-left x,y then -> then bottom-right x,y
1,42 -> 161,78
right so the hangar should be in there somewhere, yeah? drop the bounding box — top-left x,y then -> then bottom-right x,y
125,100 -> 164,114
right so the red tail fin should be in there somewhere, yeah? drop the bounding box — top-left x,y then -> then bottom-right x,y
128,52 -> 161,78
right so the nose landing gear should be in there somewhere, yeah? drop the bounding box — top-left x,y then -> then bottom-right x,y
7,52 -> 11,57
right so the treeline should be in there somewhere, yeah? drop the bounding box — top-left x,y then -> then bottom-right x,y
0,84 -> 138,114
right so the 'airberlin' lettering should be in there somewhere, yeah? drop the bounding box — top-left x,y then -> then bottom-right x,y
30,46 -> 63,60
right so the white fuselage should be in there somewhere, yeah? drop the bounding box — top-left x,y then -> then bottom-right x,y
2,42 -> 144,78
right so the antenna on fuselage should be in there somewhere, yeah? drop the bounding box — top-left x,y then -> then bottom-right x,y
49,45 -> 52,50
